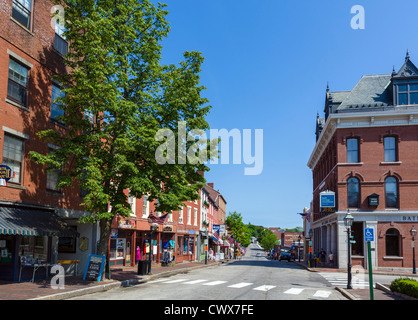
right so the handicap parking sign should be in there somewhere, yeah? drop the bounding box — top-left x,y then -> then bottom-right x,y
365,228 -> 374,242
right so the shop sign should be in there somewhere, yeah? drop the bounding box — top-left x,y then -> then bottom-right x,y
83,254 -> 106,282
188,230 -> 195,235
402,216 -> 418,222
0,165 -> 14,181
320,190 -> 335,212
118,219 -> 136,229
79,237 -> 89,252
163,225 -> 173,232
111,229 -> 118,238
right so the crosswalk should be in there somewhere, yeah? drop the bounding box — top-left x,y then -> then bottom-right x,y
145,277 -> 334,298
319,272 -> 372,289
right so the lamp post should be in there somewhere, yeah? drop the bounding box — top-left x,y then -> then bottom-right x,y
411,226 -> 416,274
298,235 -> 301,263
344,212 -> 354,289
308,229 -> 313,267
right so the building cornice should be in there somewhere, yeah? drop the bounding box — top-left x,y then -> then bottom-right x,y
307,108 -> 418,170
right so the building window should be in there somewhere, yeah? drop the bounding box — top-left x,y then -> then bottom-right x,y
2,134 -> 23,184
384,136 -> 397,162
7,59 -> 28,106
187,206 -> 191,225
19,236 -> 49,263
46,149 -> 60,192
54,20 -> 68,56
128,193 -> 136,216
194,208 -> 197,226
346,138 -> 359,162
397,84 -> 418,105
51,84 -> 65,120
347,177 -> 360,208
385,176 -> 398,208
385,228 -> 401,256
12,0 -> 31,29
179,208 -> 183,224
142,196 -> 149,218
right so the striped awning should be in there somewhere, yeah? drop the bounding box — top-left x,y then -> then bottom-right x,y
0,206 -> 78,237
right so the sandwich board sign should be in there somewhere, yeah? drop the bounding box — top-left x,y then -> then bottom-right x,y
83,254 -> 105,282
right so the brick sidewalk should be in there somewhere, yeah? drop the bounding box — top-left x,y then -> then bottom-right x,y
0,260 -> 223,300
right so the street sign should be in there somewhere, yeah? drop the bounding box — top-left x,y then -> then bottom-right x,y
365,228 -> 374,242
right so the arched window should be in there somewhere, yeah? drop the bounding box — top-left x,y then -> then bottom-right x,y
385,228 -> 401,256
347,177 -> 360,208
385,177 -> 398,208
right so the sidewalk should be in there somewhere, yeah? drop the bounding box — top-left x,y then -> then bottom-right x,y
294,260 -> 418,300
0,260 -> 225,300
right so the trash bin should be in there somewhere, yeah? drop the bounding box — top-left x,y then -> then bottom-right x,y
137,260 -> 148,275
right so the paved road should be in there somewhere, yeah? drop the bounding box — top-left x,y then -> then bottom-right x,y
70,244 -> 347,300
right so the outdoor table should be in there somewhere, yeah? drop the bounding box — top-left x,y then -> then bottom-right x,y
19,263 -> 53,283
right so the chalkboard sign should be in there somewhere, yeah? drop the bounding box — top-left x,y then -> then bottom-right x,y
83,254 -> 105,282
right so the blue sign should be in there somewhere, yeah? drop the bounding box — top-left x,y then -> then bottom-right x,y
83,254 -> 106,282
365,228 -> 374,242
320,192 -> 335,208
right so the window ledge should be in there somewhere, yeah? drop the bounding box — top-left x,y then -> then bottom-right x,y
10,17 -> 34,36
385,208 -> 399,211
6,183 -> 25,190
49,118 -> 67,129
338,162 -> 363,166
5,98 -> 30,112
380,161 -> 402,165
46,189 -> 63,196
383,256 -> 403,260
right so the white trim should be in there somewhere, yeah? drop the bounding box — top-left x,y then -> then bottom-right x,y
308,109 -> 418,169
2,126 -> 29,140
7,49 -> 33,68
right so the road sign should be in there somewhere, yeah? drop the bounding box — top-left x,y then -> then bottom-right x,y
365,228 -> 374,242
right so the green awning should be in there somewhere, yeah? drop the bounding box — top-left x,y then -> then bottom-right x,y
0,206 -> 78,237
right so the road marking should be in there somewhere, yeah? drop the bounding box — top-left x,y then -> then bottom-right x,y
319,272 -> 370,289
162,279 -> 187,284
313,290 -> 332,298
228,282 -> 253,288
253,285 -> 276,291
284,288 -> 304,295
146,279 -> 168,284
183,279 -> 209,284
202,280 -> 228,286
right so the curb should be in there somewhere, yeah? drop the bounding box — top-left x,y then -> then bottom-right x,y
335,287 -> 359,300
30,261 -> 229,300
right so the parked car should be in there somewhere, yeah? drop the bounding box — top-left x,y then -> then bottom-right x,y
279,249 -> 291,261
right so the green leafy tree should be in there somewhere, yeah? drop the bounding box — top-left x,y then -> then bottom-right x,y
259,228 -> 278,251
225,212 -> 251,248
30,0 -> 216,271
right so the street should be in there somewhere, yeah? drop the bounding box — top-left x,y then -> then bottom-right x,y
69,244 -> 348,300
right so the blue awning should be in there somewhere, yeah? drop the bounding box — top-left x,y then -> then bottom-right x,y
0,207 -> 78,237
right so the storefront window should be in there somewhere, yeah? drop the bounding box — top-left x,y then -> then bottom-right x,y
110,238 -> 126,260
188,237 -> 194,255
19,236 -> 49,263
177,236 -> 183,255
183,236 -> 188,253
0,235 -> 13,264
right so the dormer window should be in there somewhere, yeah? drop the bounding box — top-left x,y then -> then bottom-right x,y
397,83 -> 418,105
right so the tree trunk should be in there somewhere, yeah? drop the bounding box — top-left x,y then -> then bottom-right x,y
97,218 -> 112,280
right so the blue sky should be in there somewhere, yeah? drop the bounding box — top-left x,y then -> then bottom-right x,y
159,0 -> 418,228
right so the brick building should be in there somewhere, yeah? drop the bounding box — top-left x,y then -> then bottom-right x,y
307,52 -> 418,272
0,0 -> 208,281
0,0 -> 94,281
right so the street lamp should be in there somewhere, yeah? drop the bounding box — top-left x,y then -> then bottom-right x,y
344,212 -> 354,289
411,226 -> 416,274
298,235 -> 301,263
